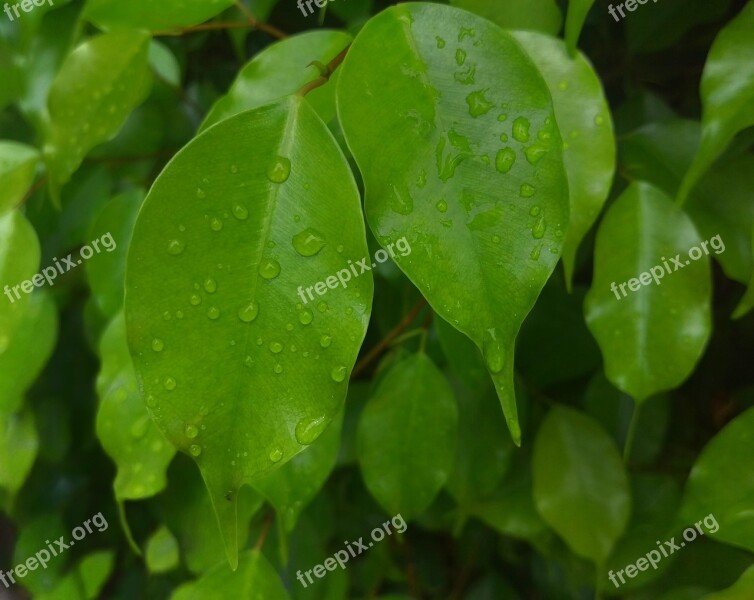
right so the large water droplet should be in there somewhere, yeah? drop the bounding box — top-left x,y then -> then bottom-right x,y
292,228 -> 326,257
525,145 -> 547,165
238,301 -> 259,323
167,239 -> 185,255
295,415 -> 328,445
458,26 -> 475,41
299,309 -> 313,325
530,206 -> 541,216
436,36 -> 446,48
203,278 -> 217,293
269,341 -> 283,354
495,148 -> 516,173
520,183 -> 536,198
151,338 -> 164,352
207,306 -> 220,320
259,258 -> 281,279
146,394 -> 157,408
512,117 -> 531,143
190,294 -> 202,306
331,366 -> 347,382
274,363 -> 283,374
267,156 -> 291,183
436,199 -> 448,213
189,444 -> 202,457
210,218 -> 223,231
455,48 -> 466,66
185,424 -> 198,439
232,203 -> 248,220
532,216 -> 546,239
320,335 -> 332,348
269,448 -> 283,462
466,89 -> 494,118
163,377 -> 176,391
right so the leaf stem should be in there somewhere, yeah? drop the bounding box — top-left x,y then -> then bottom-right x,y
254,510 -> 275,551
623,400 -> 642,464
297,44 -> 351,97
154,16 -> 286,40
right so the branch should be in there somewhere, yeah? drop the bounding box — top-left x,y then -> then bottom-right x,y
154,17 -> 286,40
297,44 -> 351,97
254,510 -> 275,551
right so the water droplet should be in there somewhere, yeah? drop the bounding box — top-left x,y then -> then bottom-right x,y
197,188 -> 206,199
130,415 -> 150,438
269,341 -> 283,354
458,26 -> 475,41
455,48 -> 466,65
436,36 -> 446,48
266,240 -> 276,249
299,309 -> 313,325
295,415 -> 328,445
163,311 -> 172,321
167,239 -> 185,255
417,169 -> 427,188
238,301 -> 259,323
530,243 -> 543,261
190,294 -> 202,306
189,444 -> 202,457
185,424 -> 198,439
267,156 -> 291,183
320,335 -> 332,348
532,216 -> 546,239
230,164 -> 238,174
436,199 -> 448,213
317,302 -> 327,313
256,337 -> 263,345
482,330 -> 505,374
232,203 -> 248,220
146,395 -> 157,408
497,114 -> 507,122
269,448 -> 283,462
525,145 -> 547,165
336,244 -> 344,253
244,355 -> 254,367
163,377 -> 176,391
176,310 -> 184,319
512,117 -> 531,142
292,228 -> 326,257
151,338 -> 164,352
520,183 -> 536,198
274,363 -> 283,374
466,89 -> 494,118
207,306 -> 220,320
495,148 -> 516,173
259,258 -> 281,279
210,217 -> 223,231
530,206 -> 541,217
331,365 -> 347,382
493,235 -> 501,244
203,278 -> 217,293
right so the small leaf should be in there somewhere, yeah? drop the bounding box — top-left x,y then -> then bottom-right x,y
512,31 -> 615,288
681,407 -> 754,554
172,549 -> 290,600
0,409 -> 38,504
200,31 -> 352,132
96,313 -> 176,501
146,526 -> 180,574
44,29 -> 152,194
533,406 -> 630,566
357,353 -> 457,520
85,0 -> 235,31
677,1 -> 754,205
0,140 -> 40,214
126,96 -> 372,567
584,182 -> 711,403
338,3 -> 570,444
564,0 -> 596,54
450,0 -> 562,34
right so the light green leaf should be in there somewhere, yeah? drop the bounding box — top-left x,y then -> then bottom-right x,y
450,0 -> 562,35
146,526 -> 180,574
86,189 -> 143,318
0,409 -> 38,502
564,0 -> 596,55
149,40 -> 181,87
681,407 -> 754,554
125,95 -> 372,568
533,406 -> 630,566
356,353 -> 457,519
337,3 -> 570,444
512,31 -> 615,288
252,408 -> 343,532
677,1 -> 754,205
96,312 -> 175,500
0,141 -> 40,214
702,566 -> 754,600
584,182 -> 711,403
85,0 -> 235,31
200,31 -> 351,133
172,549 -> 290,600
44,29 -> 152,194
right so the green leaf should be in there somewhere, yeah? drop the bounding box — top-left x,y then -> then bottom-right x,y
681,407 -> 754,554
172,549 -> 290,600
96,312 -> 176,500
200,31 -> 352,133
435,315 -> 489,391
149,40 -> 181,87
356,353 -> 457,520
733,225 -> 754,319
86,190 -> 143,318
0,141 -> 39,214
85,0 -> 235,31
44,29 -> 152,194
36,550 -> 116,600
0,409 -> 38,502
564,0 -> 595,55
146,525 -> 180,574
11,513 -> 67,595
450,0 -> 562,35
702,566 -> 754,600
584,182 -> 711,403
337,3 -> 570,444
512,31 -> 615,288
251,408 -> 343,532
533,406 -> 630,566
125,95 -> 372,568
677,1 -> 754,205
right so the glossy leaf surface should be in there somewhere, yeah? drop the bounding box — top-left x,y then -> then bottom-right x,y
85,0 -> 235,31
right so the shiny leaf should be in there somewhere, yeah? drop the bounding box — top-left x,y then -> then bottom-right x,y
0,141 -> 39,214
85,0 -> 235,31
450,0 -> 561,34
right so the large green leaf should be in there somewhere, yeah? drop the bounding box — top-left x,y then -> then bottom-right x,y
532,406 -> 630,566
337,3 -> 569,444
44,29 -> 152,195
125,95 -> 372,567
96,313 -> 175,500
584,182 -> 711,403
0,141 -> 39,214
85,0 -> 235,31
450,0 -> 562,35
357,353 -> 457,520
677,1 -> 754,205
172,550 -> 290,600
564,0 -> 595,54
200,31 -> 352,133
681,407 -> 754,554
512,31 -> 615,288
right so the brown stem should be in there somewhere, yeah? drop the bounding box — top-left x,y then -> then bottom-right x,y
154,18 -> 286,40
17,175 -> 48,208
297,44 -> 351,97
352,298 -> 427,378
254,510 -> 275,551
